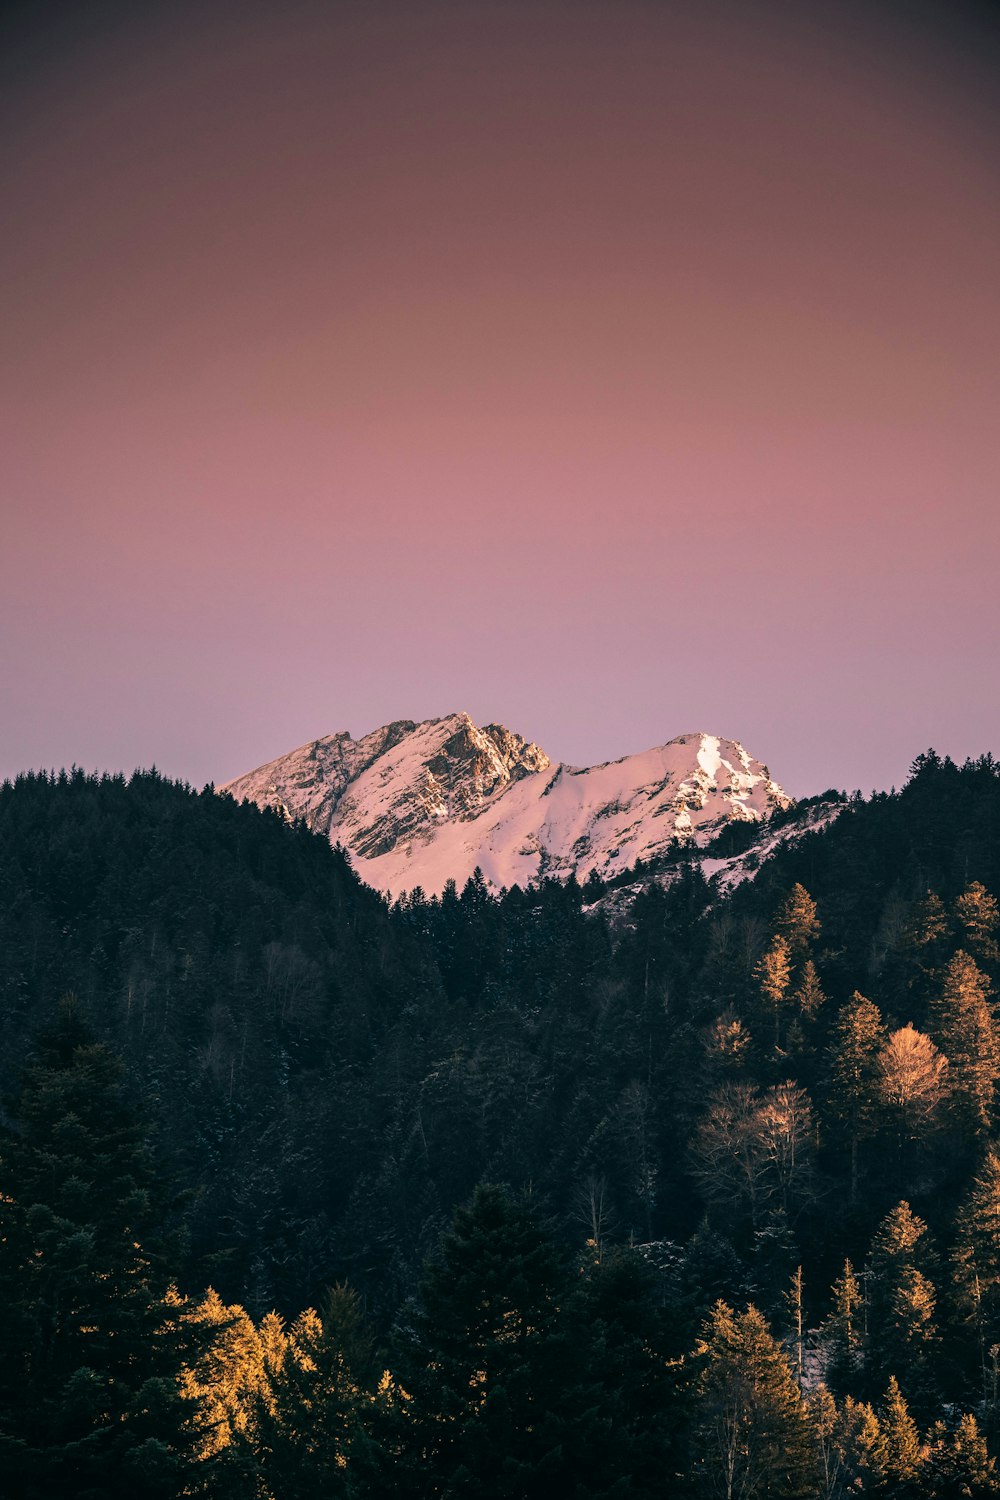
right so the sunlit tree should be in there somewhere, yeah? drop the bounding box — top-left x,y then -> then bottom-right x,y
756,937 -> 793,1051
866,1203 -> 940,1413
690,1300 -> 818,1499
954,883 -> 1000,966
876,1024 -> 949,1146
931,950 -> 999,1133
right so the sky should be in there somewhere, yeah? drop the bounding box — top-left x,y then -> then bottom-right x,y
2,0 -> 998,799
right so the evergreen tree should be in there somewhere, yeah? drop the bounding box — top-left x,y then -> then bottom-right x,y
953,1151 -> 1000,1403
690,1300 -> 818,1498
828,994 -> 888,1204
875,1025 -> 949,1166
878,1376 -> 922,1495
571,1245 -> 685,1498
254,1288 -> 382,1500
391,1185 -> 612,1500
924,1412 -> 999,1498
793,960 -> 826,1021
836,1396 -> 886,1495
774,885 -> 821,963
954,883 -> 1000,967
806,1385 -> 844,1500
903,891 -> 950,961
180,1288 -> 271,1470
0,998 -> 202,1499
866,1204 -> 940,1415
819,1260 -> 863,1396
756,937 -> 793,1051
930,951 -> 999,1134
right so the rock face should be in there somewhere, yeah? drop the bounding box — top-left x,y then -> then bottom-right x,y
222,713 -> 792,897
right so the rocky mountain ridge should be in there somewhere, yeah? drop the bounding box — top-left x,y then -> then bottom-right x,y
223,714 -> 798,897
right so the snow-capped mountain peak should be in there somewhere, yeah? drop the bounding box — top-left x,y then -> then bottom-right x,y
222,716 -> 791,896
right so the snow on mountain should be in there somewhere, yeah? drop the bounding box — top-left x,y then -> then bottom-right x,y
222,713 -> 793,897
590,796 -> 846,924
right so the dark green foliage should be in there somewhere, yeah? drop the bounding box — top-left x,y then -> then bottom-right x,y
690,1300 -> 818,1498
866,1204 -> 940,1419
252,1291 -> 379,1500
2,751 -> 1000,1489
569,1244 -> 689,1496
390,1184 -> 620,1499
0,999 -> 202,1498
930,950 -> 999,1133
924,1413 -> 1000,1498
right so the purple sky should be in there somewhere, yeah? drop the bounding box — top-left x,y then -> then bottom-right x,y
2,0 -> 999,798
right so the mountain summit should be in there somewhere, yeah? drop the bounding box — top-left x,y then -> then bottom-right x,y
222,714 -> 791,896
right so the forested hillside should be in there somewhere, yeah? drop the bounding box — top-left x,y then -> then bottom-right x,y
3,751 -> 1000,1496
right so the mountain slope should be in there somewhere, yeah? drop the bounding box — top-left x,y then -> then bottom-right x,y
223,714 -> 792,895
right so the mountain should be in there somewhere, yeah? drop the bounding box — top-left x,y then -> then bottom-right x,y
222,713 -> 794,896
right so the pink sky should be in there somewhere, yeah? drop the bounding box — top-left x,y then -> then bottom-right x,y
2,0 -> 998,797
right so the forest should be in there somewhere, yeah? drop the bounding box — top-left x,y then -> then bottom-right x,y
2,748 -> 1000,1496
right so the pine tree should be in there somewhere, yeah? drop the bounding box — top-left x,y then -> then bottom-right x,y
254,1287 -> 382,1500
866,1203 -> 940,1415
391,1185 -> 609,1500
819,1260 -> 863,1396
904,891 -> 950,955
953,1151 -> 1000,1403
571,1245 -> 685,1499
774,885 -> 821,962
930,950 -> 999,1133
837,1396 -> 886,1494
793,960 -> 826,1022
876,1025 -> 949,1156
690,1300 -> 818,1498
828,994 -> 888,1205
954,883 -> 1000,966
878,1376 -> 922,1492
806,1385 -> 843,1500
0,999 -> 203,1499
756,937 -> 793,1051
925,1412 -> 999,1498
180,1289 -> 271,1465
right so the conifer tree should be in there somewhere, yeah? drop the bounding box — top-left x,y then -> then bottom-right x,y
828,994 -> 888,1204
0,999 -> 202,1499
690,1300 -> 818,1498
904,891 -> 950,956
953,1151 -> 1000,1402
925,1412 -> 999,1498
930,950 -> 999,1134
954,883 -> 1000,966
876,1025 -> 949,1159
391,1184 -> 608,1500
571,1245 -> 685,1498
819,1260 -> 863,1396
774,884 -> 821,962
756,937 -> 793,1051
878,1376 -> 922,1492
837,1396 -> 886,1494
254,1288 -> 382,1500
866,1203 -> 940,1415
806,1385 -> 843,1500
181,1289 -> 271,1466
793,960 -> 826,1022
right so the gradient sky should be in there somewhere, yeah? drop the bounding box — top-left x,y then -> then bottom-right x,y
2,0 -> 998,798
